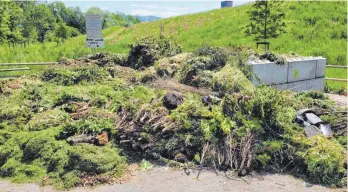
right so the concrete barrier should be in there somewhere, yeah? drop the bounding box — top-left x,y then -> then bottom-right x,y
287,60 -> 317,82
248,58 -> 326,92
273,78 -> 325,92
249,62 -> 288,85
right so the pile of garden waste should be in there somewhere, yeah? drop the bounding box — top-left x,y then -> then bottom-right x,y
0,37 -> 346,189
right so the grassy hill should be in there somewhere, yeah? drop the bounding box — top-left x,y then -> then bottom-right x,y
0,1 -> 346,91
0,1 -> 346,64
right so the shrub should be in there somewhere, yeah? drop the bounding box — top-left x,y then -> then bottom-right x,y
41,67 -> 108,85
0,158 -> 46,183
0,127 -> 126,188
212,64 -> 254,95
26,109 -> 68,131
179,56 -> 214,87
301,136 -> 346,187
155,53 -> 191,78
88,53 -> 128,67
195,46 -> 230,69
0,43 -> 346,189
126,36 -> 182,70
63,116 -> 113,136
67,144 -> 125,174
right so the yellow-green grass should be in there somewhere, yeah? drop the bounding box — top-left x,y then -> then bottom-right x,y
325,68 -> 347,93
0,26 -> 126,77
326,68 -> 347,79
0,26 -> 125,63
0,1 -> 346,65
0,1 -> 346,93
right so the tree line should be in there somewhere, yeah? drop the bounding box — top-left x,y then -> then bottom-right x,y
0,1 -> 140,46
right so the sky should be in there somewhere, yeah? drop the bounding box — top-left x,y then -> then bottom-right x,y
62,1 -> 252,18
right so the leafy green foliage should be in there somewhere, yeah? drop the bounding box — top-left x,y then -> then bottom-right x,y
302,136 -> 346,187
139,159 -> 153,171
245,1 -> 286,42
26,109 -> 68,131
176,46 -> 232,88
0,1 -> 346,68
195,46 -> 230,68
0,44 -> 346,189
213,64 -> 254,95
170,94 -> 210,129
0,1 -> 140,45
67,144 -> 125,174
63,117 -> 113,136
126,36 -> 182,70
0,77 -> 153,188
41,67 -> 109,85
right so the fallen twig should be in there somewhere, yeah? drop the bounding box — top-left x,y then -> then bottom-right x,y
275,182 -> 286,186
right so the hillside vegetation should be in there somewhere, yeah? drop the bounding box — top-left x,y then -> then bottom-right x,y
0,1 -> 346,65
0,1 -> 346,93
0,1 -> 139,46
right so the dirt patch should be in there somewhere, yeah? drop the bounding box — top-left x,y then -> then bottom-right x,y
0,167 -> 345,192
327,94 -> 347,107
151,78 -> 212,96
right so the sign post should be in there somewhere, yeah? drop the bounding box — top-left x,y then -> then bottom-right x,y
85,15 -> 104,52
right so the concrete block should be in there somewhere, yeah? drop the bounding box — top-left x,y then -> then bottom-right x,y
288,60 -> 316,82
316,58 -> 326,78
248,58 -> 326,92
249,62 -> 288,85
272,83 -> 288,91
282,78 -> 325,92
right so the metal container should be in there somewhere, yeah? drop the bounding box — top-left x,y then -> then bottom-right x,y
221,1 -> 233,8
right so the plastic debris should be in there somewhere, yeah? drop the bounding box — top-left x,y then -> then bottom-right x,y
319,124 -> 334,138
305,113 -> 323,125
304,124 -> 322,138
294,109 -> 334,138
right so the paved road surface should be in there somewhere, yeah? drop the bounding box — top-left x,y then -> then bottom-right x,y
327,94 -> 347,107
0,167 -> 345,192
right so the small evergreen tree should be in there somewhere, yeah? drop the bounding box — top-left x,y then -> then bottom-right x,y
245,0 -> 286,52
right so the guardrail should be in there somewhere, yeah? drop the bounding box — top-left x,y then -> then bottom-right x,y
0,62 -> 59,66
0,62 -> 59,78
0,68 -> 30,72
326,65 -> 348,69
0,75 -> 22,78
325,65 -> 347,82
325,78 -> 348,82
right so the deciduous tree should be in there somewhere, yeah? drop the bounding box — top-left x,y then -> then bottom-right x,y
245,0 -> 286,52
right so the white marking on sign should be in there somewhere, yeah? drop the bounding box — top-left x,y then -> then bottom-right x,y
86,38 -> 105,48
85,15 -> 104,48
86,15 -> 102,37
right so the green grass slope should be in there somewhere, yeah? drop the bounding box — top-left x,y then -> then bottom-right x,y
0,1 -> 346,65
112,1 -> 347,65
0,26 -> 125,63
0,1 -> 346,92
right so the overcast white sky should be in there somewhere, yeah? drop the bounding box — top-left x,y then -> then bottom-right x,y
62,1 -> 252,18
